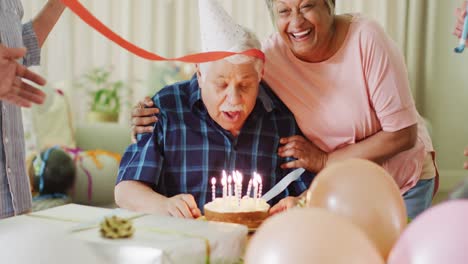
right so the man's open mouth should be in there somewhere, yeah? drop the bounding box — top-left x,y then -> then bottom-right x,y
222,111 -> 241,122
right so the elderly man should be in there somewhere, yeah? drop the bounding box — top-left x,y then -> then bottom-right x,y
0,0 -> 65,219
115,0 -> 314,219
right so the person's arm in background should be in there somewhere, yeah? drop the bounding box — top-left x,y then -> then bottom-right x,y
0,44 -> 46,107
32,0 -> 66,47
454,1 -> 468,43
21,0 -> 65,67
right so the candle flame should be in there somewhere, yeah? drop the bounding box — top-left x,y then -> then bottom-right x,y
211,177 -> 216,185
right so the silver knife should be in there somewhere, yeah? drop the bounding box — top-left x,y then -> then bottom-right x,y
261,168 -> 306,202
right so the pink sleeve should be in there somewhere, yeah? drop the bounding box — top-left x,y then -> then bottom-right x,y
359,20 -> 418,132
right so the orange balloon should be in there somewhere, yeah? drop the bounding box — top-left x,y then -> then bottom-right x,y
245,208 -> 385,264
306,159 -> 407,259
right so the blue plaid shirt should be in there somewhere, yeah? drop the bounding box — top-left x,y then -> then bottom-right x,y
117,76 -> 315,210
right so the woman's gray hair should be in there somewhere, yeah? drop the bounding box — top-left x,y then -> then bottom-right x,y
199,27 -> 264,81
265,0 -> 335,23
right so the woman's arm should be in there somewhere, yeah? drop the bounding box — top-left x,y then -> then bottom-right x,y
131,96 -> 159,143
32,0 -> 66,47
328,124 -> 417,165
279,123 -> 417,173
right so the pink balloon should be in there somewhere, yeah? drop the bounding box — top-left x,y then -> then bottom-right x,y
245,208 -> 385,264
306,159 -> 407,259
388,200 -> 468,264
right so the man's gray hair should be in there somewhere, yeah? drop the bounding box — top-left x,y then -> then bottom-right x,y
265,0 -> 335,23
199,27 -> 264,81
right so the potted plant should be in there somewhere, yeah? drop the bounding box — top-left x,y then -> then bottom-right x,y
77,67 -> 124,123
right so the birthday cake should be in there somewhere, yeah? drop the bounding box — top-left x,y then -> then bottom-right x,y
204,171 -> 270,229
204,197 -> 270,229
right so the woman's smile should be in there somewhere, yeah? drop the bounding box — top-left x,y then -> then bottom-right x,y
289,28 -> 313,41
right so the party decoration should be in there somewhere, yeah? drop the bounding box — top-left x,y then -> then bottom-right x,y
306,159 -> 407,259
388,200 -> 468,264
100,216 -> 135,239
245,208 -> 385,264
61,0 -> 265,63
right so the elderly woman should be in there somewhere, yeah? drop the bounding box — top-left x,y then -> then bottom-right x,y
133,0 -> 436,219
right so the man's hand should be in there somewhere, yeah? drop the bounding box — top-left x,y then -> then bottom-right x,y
269,196 -> 300,215
454,1 -> 468,43
0,44 -> 46,107
464,146 -> 468,169
278,135 -> 328,173
164,194 -> 202,219
131,96 -> 159,143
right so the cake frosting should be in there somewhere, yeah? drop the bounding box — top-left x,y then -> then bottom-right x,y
204,197 -> 270,213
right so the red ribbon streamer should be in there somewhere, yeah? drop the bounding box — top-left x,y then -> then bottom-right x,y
61,0 -> 265,63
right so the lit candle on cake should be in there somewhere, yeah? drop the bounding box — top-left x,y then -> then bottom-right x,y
236,171 -> 243,205
228,175 -> 232,198
246,178 -> 252,198
257,174 -> 262,198
211,177 -> 216,201
222,171 -> 227,198
232,173 -> 238,201
253,175 -> 258,203
237,171 -> 243,196
232,171 -> 237,199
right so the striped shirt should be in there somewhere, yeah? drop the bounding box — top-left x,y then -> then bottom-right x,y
0,0 -> 41,218
117,76 -> 315,210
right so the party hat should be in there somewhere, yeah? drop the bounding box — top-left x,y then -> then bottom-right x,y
199,0 -> 251,52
